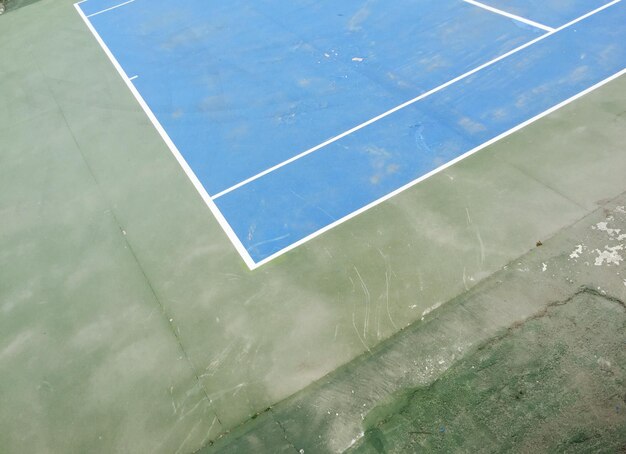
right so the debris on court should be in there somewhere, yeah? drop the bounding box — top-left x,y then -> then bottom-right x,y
592,220 -> 622,238
569,244 -> 584,259
594,245 -> 624,266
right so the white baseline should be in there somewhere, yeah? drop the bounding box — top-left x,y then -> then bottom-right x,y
252,68 -> 626,268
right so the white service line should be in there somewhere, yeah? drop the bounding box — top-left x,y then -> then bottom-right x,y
87,0 -> 135,18
463,0 -> 555,32
211,0 -> 622,200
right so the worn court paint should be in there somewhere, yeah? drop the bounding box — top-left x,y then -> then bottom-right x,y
216,5 -> 626,263
76,0 -> 626,266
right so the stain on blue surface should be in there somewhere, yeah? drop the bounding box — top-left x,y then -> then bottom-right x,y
78,0 -> 626,264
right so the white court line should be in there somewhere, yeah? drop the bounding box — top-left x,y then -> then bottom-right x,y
86,0 -> 135,18
129,75 -> 138,81
463,0 -> 555,32
211,0 -> 622,200
252,68 -> 626,269
73,2 -> 257,270
75,0 -> 623,269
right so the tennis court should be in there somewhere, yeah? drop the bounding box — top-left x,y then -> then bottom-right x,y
76,0 -> 626,267
1,0 -> 626,452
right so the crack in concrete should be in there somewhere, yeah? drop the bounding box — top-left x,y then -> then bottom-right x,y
270,408 -> 302,454
583,286 -> 626,308
34,60 -> 224,448
475,286 -> 624,354
493,155 -> 590,212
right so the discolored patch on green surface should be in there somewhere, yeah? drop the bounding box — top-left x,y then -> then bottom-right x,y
350,291 -> 626,453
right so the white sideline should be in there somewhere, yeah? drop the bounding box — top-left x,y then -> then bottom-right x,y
73,2 -> 257,270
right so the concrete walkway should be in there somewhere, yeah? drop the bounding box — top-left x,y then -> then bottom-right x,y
207,192 -> 626,452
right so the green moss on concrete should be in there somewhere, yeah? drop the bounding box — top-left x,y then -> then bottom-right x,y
351,292 -> 626,453
1,0 -> 41,13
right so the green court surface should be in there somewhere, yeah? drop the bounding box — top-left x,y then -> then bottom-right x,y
1,1 -> 625,452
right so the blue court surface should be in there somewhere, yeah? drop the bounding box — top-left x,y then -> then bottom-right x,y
75,0 -> 626,268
